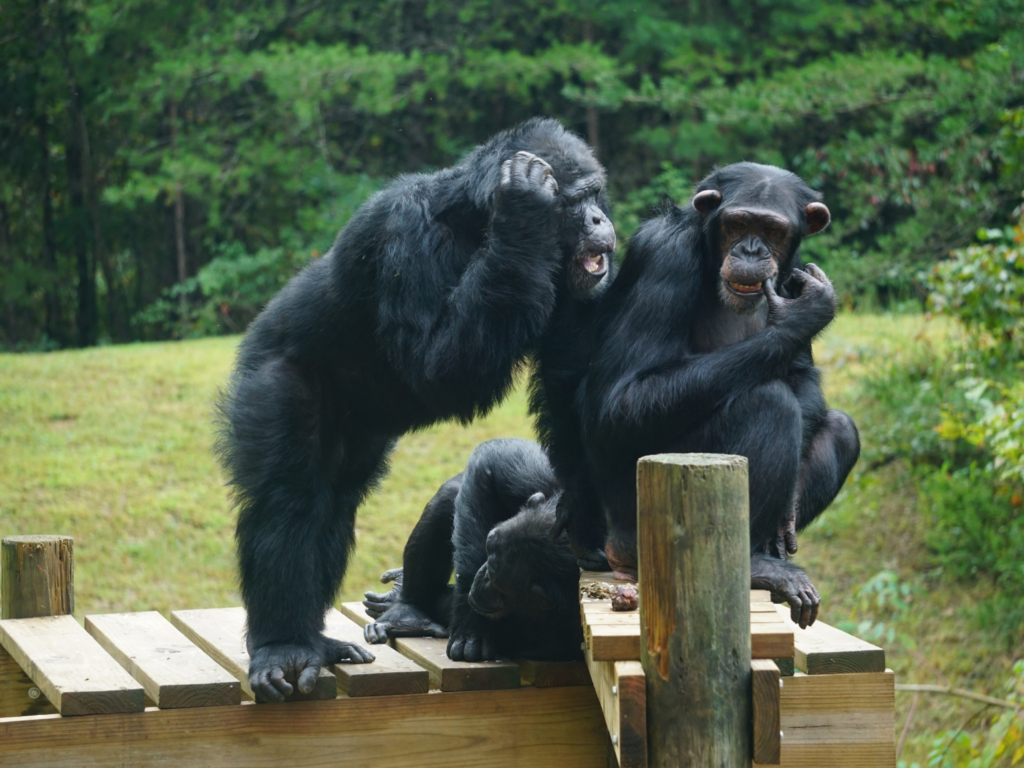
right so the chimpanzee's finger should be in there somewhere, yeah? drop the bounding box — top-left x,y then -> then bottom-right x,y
500,159 -> 513,187
380,568 -> 403,584
789,596 -> 804,627
785,525 -> 799,556
804,263 -> 829,284
269,667 -> 293,698
297,664 -> 320,695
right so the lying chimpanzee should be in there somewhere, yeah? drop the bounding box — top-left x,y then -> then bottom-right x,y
580,162 -> 859,627
364,439 -> 584,662
217,118 -> 615,700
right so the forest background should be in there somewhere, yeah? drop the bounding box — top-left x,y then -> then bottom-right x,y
2,1 -> 1024,766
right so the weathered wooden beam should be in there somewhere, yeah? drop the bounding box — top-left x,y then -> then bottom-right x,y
518,659 -> 592,688
751,660 -> 781,765
84,612 -> 241,708
753,670 -> 896,767
169,607 -> 336,702
0,615 -> 144,716
0,685 -> 608,768
1,536 -> 74,620
638,453 -> 752,768
773,605 -> 886,675
339,602 -> 521,692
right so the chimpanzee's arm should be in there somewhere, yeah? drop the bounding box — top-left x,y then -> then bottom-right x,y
586,233 -> 834,444
377,154 -> 561,418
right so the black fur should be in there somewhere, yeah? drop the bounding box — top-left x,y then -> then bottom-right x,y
217,119 -> 612,700
364,439 -> 583,661
580,162 -> 860,627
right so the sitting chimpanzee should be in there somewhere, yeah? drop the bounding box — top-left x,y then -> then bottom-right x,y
579,162 -> 859,627
364,439 -> 584,662
217,118 -> 615,700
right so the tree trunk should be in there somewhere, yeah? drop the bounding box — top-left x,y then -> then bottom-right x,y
0,203 -> 15,345
583,21 -> 600,157
169,98 -> 188,334
67,113 -> 96,347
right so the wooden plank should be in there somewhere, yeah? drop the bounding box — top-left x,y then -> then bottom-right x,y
0,615 -> 144,716
585,648 -> 647,768
169,608 -> 336,702
752,623 -> 795,660
518,659 -> 591,688
0,647 -> 57,718
774,657 -> 795,677
774,606 -> 885,675
340,601 -> 520,693
752,659 -> 781,765
0,685 -> 608,768
751,590 -> 772,603
84,612 -> 240,709
754,671 -> 895,767
587,624 -> 641,662
321,609 -> 428,696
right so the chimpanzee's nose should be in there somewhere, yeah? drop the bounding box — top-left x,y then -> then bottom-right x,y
584,204 -> 616,253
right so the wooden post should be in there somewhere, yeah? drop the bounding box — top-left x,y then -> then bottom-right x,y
638,454 -> 751,768
0,535 -> 72,716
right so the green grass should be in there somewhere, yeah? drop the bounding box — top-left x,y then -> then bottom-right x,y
0,313 -> 1017,765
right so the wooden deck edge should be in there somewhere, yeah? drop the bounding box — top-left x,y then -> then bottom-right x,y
0,685 -> 608,768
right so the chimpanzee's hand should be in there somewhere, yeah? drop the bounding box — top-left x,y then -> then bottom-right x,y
497,151 -> 559,208
363,568 -> 404,619
764,264 -> 836,343
767,505 -> 799,558
447,612 -> 500,662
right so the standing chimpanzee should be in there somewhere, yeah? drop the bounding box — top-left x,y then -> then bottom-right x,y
579,162 -> 859,628
217,118 -> 615,701
364,439 -> 584,662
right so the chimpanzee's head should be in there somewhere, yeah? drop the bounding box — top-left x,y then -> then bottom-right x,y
468,492 -> 580,620
691,162 -> 830,314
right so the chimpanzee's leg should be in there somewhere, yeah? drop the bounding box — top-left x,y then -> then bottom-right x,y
363,475 -> 462,643
794,410 -> 860,529
666,381 -> 820,626
447,439 -> 560,661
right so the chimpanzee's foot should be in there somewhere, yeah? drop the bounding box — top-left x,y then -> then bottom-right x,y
364,602 -> 448,644
446,613 -> 499,662
248,636 -> 374,703
750,553 -> 820,629
363,568 -> 404,619
605,541 -> 638,582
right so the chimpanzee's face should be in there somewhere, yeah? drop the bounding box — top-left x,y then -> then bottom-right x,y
558,176 -> 615,299
467,495 -> 569,619
715,206 -> 795,313
692,185 -> 830,314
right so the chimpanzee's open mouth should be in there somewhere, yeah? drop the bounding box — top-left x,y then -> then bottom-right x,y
726,280 -> 763,296
577,251 -> 609,278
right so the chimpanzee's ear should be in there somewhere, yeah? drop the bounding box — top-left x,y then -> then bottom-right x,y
692,189 -> 723,217
805,202 -> 831,235
530,583 -> 554,610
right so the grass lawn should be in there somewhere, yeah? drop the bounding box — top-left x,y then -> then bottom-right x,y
0,312 -> 1017,764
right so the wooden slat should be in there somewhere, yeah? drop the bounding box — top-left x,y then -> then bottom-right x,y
339,602 -> 520,692
518,659 -> 591,688
774,606 -> 885,675
0,685 -> 608,768
754,671 -> 895,767
0,647 -> 57,718
169,608 -> 336,702
0,615 -> 144,716
584,648 -> 646,768
752,659 -> 781,765
321,609 -> 429,696
84,612 -> 240,709
580,603 -> 793,661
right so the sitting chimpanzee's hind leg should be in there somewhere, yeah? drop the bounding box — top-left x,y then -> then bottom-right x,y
447,438 -> 561,662
794,409 -> 860,530
363,475 -> 462,643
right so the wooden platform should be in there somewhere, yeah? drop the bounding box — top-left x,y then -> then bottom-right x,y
0,576 -> 894,768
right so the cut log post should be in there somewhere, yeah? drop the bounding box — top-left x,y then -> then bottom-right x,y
638,454 -> 752,768
0,535 -> 72,717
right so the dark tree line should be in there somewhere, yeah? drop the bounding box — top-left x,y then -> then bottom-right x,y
1,0 -> 1022,349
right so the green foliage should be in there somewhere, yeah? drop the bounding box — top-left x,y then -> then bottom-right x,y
2,0 -> 1024,347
